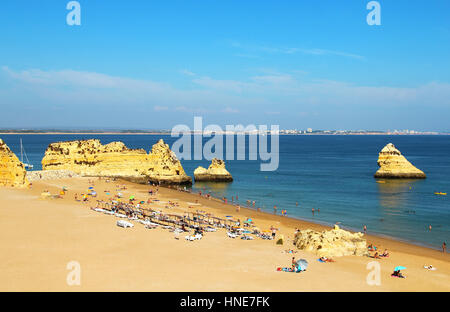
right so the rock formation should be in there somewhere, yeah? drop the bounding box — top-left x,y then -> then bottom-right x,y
0,139 -> 29,187
293,225 -> 368,257
194,158 -> 233,182
374,143 -> 426,179
41,139 -> 191,184
27,170 -> 80,181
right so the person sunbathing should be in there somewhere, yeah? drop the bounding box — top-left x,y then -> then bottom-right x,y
392,270 -> 405,278
380,249 -> 389,257
373,252 -> 381,259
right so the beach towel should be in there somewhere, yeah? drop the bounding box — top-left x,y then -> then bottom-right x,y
117,220 -> 134,228
277,267 -> 303,273
424,265 -> 437,271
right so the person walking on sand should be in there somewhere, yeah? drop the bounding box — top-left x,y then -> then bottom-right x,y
291,257 -> 296,270
271,226 -> 276,239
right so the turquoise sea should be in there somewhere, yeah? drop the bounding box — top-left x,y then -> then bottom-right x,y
2,134 -> 449,250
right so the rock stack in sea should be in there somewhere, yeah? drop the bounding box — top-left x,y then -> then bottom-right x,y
41,139 -> 192,185
293,225 -> 368,257
374,143 -> 426,179
0,139 -> 30,187
194,158 -> 233,182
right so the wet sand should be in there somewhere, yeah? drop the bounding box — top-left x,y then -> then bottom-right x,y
0,177 -> 448,291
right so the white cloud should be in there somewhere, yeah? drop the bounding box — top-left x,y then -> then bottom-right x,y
180,69 -> 196,76
222,107 -> 239,113
154,105 -> 168,111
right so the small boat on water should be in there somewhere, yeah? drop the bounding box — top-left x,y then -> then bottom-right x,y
20,138 -> 33,170
376,180 -> 386,183
434,192 -> 447,196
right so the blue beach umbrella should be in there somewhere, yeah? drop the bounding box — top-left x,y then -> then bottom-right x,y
394,266 -> 406,271
296,259 -> 309,271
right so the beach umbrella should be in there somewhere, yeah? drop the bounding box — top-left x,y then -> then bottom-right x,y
296,259 -> 308,271
394,266 -> 407,271
129,195 -> 135,200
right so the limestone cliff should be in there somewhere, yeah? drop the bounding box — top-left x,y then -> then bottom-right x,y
41,139 -> 191,184
194,158 -> 233,182
293,225 -> 368,257
374,143 -> 426,179
0,139 -> 29,187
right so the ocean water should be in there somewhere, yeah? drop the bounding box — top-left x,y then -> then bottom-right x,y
2,134 -> 449,250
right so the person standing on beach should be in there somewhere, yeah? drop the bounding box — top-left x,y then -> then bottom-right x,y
273,206 -> 277,214
443,242 -> 447,253
364,225 -> 367,234
271,226 -> 276,239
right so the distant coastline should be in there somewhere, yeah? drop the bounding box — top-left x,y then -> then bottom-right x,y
0,130 -> 448,135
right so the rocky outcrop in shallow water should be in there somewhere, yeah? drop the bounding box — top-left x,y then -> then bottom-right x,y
374,143 -> 426,179
293,225 -> 368,257
0,139 -> 29,187
41,139 -> 191,184
194,158 -> 233,182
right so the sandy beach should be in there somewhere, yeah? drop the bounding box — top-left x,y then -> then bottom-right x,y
0,177 -> 448,292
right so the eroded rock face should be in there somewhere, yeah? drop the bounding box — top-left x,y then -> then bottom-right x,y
293,225 -> 368,257
374,143 -> 426,179
0,139 -> 29,187
41,139 -> 191,184
194,158 -> 233,182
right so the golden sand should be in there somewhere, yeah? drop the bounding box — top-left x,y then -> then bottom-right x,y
0,177 -> 448,291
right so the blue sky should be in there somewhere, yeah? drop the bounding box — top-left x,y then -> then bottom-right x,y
0,0 -> 449,131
